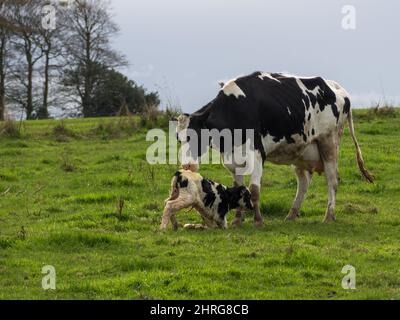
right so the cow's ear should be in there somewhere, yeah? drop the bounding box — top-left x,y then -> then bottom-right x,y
178,113 -> 190,122
218,81 -> 225,88
171,117 -> 178,122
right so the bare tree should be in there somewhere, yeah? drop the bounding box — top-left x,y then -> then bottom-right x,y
35,5 -> 66,119
6,0 -> 43,119
0,0 -> 31,32
62,0 -> 126,117
0,23 -> 7,120
0,0 -> 13,120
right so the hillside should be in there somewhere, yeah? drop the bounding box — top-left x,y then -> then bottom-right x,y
0,109 -> 399,299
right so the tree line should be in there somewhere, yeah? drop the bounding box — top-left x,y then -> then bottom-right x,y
0,0 -> 160,120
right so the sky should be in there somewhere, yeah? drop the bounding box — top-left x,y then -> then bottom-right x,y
111,0 -> 400,113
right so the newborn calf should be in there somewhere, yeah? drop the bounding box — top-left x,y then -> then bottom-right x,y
160,170 -> 254,231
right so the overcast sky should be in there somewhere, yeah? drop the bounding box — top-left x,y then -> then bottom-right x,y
111,0 -> 400,112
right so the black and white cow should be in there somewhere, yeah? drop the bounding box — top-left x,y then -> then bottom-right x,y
176,71 -> 374,225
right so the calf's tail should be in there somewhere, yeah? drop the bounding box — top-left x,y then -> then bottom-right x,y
347,109 -> 375,183
165,173 -> 180,203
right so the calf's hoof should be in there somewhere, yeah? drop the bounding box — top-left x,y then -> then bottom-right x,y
285,209 -> 300,221
184,224 -> 208,230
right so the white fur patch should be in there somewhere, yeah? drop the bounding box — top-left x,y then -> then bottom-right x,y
287,107 -> 292,115
258,72 -> 281,83
222,79 -> 246,99
261,134 -> 283,155
278,72 -> 317,79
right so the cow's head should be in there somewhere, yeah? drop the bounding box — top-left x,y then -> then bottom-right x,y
175,113 -> 191,143
174,112 -> 209,167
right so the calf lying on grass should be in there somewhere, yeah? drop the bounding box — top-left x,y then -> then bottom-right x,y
160,170 -> 254,231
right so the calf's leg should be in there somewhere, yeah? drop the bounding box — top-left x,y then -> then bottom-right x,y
183,207 -> 219,230
170,214 -> 178,231
160,193 -> 194,231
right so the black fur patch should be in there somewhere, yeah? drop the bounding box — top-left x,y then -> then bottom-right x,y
201,179 -> 216,208
175,172 -> 188,188
343,97 -> 351,114
184,72 -> 346,163
331,103 -> 340,123
216,184 -> 229,218
225,186 -> 253,211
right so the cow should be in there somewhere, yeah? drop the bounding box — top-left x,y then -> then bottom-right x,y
160,169 -> 254,231
175,71 -> 374,226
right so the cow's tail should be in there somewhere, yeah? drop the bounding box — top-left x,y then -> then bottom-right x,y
347,109 -> 375,183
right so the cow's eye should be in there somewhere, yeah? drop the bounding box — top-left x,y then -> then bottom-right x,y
187,136 -> 191,142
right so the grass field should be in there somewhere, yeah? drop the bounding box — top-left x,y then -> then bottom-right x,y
0,109 -> 399,300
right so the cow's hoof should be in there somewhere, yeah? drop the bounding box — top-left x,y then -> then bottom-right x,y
285,209 -> 300,221
323,214 -> 336,223
231,218 -> 244,227
253,219 -> 264,228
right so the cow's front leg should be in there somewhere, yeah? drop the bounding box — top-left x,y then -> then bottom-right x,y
249,152 -> 264,227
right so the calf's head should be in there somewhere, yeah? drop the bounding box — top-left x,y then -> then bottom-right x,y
227,186 -> 254,211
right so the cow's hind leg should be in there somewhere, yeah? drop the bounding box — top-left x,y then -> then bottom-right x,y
250,152 -> 264,227
285,167 -> 313,221
318,135 -> 339,223
160,193 -> 194,231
